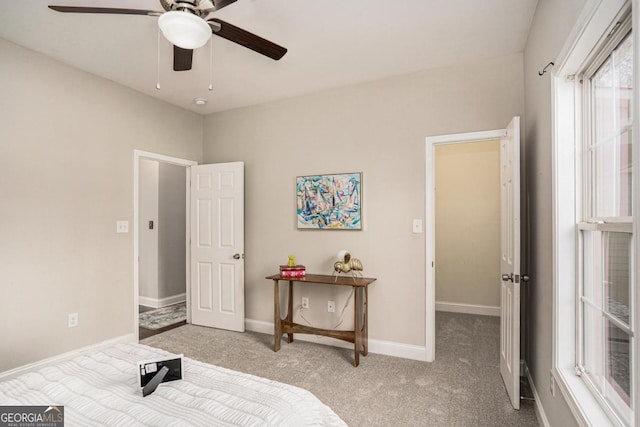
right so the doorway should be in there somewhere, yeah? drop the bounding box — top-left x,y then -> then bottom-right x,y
424,129 -> 506,362
133,152 -> 246,339
434,140 -> 501,315
133,150 -> 197,341
425,117 -> 522,409
138,159 -> 188,338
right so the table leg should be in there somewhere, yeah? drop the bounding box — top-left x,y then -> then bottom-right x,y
353,285 -> 360,367
287,280 -> 294,343
273,279 -> 281,352
363,285 -> 369,356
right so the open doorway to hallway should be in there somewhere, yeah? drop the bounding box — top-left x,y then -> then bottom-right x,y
434,140 -> 501,316
426,117 -> 525,409
137,157 -> 189,339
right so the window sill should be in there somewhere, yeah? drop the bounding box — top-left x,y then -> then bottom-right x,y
555,367 -> 620,427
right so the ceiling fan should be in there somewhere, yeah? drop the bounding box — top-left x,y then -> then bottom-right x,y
48,0 -> 287,72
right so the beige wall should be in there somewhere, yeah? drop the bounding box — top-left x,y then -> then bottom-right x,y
523,0 -> 587,425
0,39 -> 203,372
203,53 -> 524,347
435,141 -> 500,309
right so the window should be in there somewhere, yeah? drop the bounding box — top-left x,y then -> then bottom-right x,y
577,15 -> 633,426
552,2 -> 636,426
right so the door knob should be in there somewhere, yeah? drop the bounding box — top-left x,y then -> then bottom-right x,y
502,273 -> 514,282
233,253 -> 241,259
522,274 -> 530,282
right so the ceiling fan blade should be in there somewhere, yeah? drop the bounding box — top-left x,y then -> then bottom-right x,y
173,45 -> 193,71
208,18 -> 287,60
48,5 -> 161,16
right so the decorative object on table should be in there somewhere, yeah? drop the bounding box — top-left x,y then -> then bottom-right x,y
332,249 -> 364,281
280,256 -> 306,278
279,265 -> 306,278
296,172 -> 362,230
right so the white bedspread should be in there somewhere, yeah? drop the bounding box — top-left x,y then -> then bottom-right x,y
0,343 -> 347,427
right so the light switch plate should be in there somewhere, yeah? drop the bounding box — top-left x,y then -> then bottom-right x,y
116,220 -> 129,233
412,219 -> 423,233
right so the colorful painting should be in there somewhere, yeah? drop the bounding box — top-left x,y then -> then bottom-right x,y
296,173 -> 362,230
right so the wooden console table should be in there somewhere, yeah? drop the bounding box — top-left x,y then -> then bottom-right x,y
265,273 -> 377,367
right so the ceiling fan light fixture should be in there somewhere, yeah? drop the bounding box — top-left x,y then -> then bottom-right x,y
158,11 -> 211,49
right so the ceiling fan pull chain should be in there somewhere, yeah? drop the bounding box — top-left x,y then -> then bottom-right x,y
156,27 -> 161,90
208,36 -> 213,91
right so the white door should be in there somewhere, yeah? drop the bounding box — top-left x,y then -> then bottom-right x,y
190,162 -> 245,332
499,116 -> 521,409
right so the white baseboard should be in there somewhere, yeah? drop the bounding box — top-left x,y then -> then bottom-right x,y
435,301 -> 500,317
139,293 -> 186,309
524,362 -> 550,427
0,333 -> 136,381
245,318 -> 429,362
139,296 -> 157,308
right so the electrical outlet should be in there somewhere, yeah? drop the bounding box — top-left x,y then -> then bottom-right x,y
116,220 -> 129,233
302,297 -> 309,309
550,371 -> 555,396
328,301 -> 335,313
68,312 -> 78,328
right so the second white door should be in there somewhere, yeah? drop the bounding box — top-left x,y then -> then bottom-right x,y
499,116 -> 521,409
190,162 -> 245,332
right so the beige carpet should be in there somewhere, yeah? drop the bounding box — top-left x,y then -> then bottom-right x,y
142,312 -> 539,426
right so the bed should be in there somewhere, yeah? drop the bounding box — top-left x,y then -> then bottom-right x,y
0,343 -> 347,426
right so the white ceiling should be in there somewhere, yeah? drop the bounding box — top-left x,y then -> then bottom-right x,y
0,0 -> 538,115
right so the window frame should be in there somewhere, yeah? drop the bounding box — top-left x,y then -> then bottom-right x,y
551,1 -> 637,426
577,21 -> 634,425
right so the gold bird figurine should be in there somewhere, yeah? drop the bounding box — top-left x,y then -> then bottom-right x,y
333,251 -> 363,281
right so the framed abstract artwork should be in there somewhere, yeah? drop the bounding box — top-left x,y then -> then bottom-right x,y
296,172 -> 362,230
